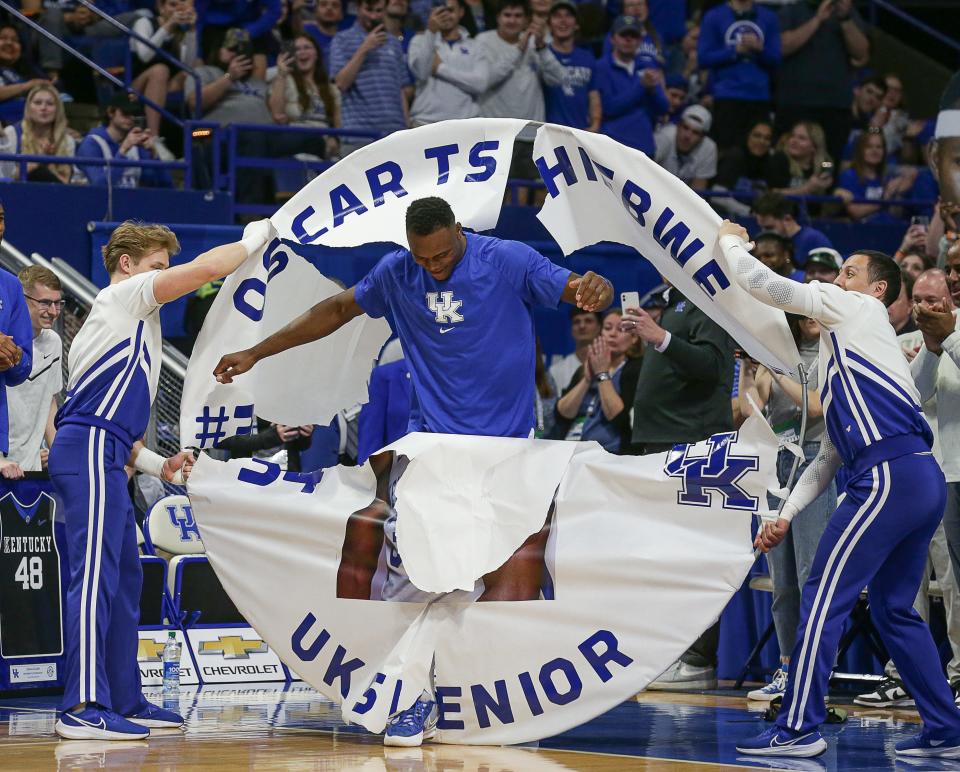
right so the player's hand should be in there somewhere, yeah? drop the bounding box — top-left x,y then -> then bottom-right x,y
0,335 -> 23,371
568,271 -> 613,312
214,349 -> 258,383
241,218 -> 276,254
718,219 -> 750,243
162,450 -> 194,484
0,460 -> 23,480
754,517 -> 790,553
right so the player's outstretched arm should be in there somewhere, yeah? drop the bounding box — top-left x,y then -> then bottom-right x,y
214,287 -> 365,384
152,220 -> 276,306
717,220 -> 822,319
561,270 -> 614,312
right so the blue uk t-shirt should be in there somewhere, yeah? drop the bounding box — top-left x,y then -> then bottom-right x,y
354,233 -> 570,438
545,46 -> 598,130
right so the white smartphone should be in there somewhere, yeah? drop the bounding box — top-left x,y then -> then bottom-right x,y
620,291 -> 640,313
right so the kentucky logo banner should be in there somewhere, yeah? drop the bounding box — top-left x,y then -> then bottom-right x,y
533,124 -> 801,376
186,415 -> 778,744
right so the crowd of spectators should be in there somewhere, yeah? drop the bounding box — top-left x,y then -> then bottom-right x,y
0,0 -> 944,223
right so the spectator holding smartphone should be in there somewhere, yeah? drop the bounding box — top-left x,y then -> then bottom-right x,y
330,0 -> 409,152
269,34 -> 342,157
130,0 -> 199,149
196,0 -> 281,80
408,0 -> 487,126
75,92 -> 171,188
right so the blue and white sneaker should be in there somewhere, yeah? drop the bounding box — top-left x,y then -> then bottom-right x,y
747,667 -> 788,703
125,701 -> 184,729
896,731 -> 960,758
384,698 -> 437,747
55,706 -> 150,741
736,726 -> 827,757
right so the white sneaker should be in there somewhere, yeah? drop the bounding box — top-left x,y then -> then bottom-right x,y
648,659 -> 717,691
748,667 -> 789,702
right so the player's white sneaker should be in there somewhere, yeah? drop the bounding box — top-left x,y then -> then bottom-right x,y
748,667 -> 789,702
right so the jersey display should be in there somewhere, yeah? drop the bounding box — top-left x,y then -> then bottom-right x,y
0,490 -> 62,658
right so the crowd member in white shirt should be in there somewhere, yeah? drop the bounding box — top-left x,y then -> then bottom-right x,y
4,266 -> 63,476
654,104 -> 717,190
911,258 -> 960,646
407,0 -> 488,126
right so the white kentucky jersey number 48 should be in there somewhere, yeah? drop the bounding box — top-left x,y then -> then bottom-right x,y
426,291 -> 464,325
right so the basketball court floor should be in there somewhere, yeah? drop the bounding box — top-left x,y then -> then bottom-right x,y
0,682 -> 941,770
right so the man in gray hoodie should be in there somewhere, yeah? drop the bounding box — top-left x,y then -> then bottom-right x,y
476,0 -> 567,198
408,0 -> 488,126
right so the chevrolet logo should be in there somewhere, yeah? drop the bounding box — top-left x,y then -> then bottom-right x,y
137,639 -> 166,662
199,635 -> 268,659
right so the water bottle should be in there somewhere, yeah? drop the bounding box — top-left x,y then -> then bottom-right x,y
161,631 -> 181,692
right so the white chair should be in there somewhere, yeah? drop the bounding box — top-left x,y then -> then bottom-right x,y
144,495 -> 244,627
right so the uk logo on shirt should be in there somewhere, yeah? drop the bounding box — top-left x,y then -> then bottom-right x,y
426,291 -> 464,325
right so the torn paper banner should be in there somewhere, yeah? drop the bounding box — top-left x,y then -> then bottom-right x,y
382,433 -> 578,594
179,238 -> 391,447
186,415 -> 777,744
533,124 -> 800,377
272,119 -> 527,248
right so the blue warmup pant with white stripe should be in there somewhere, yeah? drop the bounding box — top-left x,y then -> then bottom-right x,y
50,424 -> 144,714
777,451 -> 960,736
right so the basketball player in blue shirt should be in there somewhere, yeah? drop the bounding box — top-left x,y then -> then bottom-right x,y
715,221 -> 960,759
214,196 -> 613,745
53,219 -> 276,741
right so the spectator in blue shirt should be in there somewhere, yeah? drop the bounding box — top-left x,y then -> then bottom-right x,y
0,25 -> 49,126
0,201 -> 34,460
836,128 -> 915,224
75,93 -> 172,189
648,0 -> 686,46
602,0 -> 663,70
384,0 -> 418,52
698,0 -> 779,152
303,0 -> 349,67
196,0 -> 282,80
330,0 -> 409,152
544,0 -> 599,131
594,15 -> 668,155
752,192 -> 832,268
